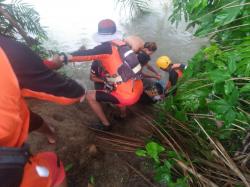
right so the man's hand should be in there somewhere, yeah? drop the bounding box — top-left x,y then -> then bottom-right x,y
43,54 -> 64,70
51,54 -> 64,69
52,54 -> 61,62
155,74 -> 161,80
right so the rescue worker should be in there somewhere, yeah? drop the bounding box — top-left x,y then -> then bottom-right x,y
61,19 -> 144,130
0,47 -> 68,187
89,41 -> 159,90
0,35 -> 85,145
156,56 -> 187,95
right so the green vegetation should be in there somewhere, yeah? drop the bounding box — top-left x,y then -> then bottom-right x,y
136,141 -> 188,186
1,0 -> 249,185
136,0 -> 250,186
115,0 -> 152,18
0,0 -> 48,57
168,0 -> 250,153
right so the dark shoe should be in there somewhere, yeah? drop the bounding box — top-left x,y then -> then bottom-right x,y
91,122 -> 112,131
113,114 -> 126,122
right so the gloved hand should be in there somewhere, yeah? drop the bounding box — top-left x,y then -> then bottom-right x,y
104,81 -> 115,93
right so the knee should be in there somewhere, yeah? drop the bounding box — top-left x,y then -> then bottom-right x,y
86,90 -> 96,102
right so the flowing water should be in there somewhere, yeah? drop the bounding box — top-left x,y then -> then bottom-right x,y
23,0 -> 207,88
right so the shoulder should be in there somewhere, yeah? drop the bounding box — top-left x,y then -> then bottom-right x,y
90,42 -> 112,54
169,68 -> 177,76
179,64 -> 186,69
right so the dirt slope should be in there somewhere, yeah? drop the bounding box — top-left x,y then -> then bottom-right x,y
27,99 -> 157,187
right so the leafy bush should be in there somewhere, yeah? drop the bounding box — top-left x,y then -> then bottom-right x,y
134,1 -> 250,186
136,141 -> 188,186
166,0 -> 250,153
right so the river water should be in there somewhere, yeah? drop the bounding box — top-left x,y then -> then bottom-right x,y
23,0 -> 207,88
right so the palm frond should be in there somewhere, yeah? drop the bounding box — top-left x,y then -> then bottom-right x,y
0,0 -> 47,44
115,0 -> 152,18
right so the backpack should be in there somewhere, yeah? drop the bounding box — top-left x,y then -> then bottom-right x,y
111,40 -> 142,83
0,144 -> 31,187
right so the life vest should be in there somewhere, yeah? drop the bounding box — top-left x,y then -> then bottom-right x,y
70,40 -> 144,106
166,64 -> 185,91
20,152 -> 62,187
0,48 -> 30,147
0,144 -> 31,187
104,40 -> 142,84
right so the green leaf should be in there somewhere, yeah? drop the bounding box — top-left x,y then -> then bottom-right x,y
146,142 -> 165,163
226,89 -> 239,105
195,14 -> 215,37
169,177 -> 189,187
224,80 -> 235,95
65,163 -> 74,172
89,176 -> 95,185
175,110 -> 188,122
240,83 -> 250,93
219,130 -> 232,140
154,169 -> 171,184
208,99 -> 231,114
167,151 -> 178,158
135,149 -> 147,157
154,160 -> 172,183
228,59 -> 237,74
224,109 -> 236,124
213,82 -> 225,94
209,70 -> 231,83
215,7 -> 242,26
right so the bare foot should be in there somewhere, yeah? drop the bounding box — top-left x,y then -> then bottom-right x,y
47,134 -> 56,144
47,125 -> 56,144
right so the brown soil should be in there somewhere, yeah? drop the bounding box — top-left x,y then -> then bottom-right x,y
27,99 -> 158,187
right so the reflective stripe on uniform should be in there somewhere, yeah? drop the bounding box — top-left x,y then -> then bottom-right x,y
124,50 -> 133,57
106,76 -> 123,83
106,64 -> 141,83
132,63 -> 141,74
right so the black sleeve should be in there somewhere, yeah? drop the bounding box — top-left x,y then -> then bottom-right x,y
71,42 -> 112,56
0,36 -> 84,104
169,70 -> 178,95
169,70 -> 178,87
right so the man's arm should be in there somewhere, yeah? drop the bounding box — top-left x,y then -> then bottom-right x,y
67,43 -> 112,62
145,64 -> 161,80
142,72 -> 160,79
90,73 -> 105,83
43,54 -> 64,70
0,36 -> 86,105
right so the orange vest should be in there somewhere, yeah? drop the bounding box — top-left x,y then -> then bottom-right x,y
103,40 -> 143,105
0,48 -> 29,147
71,41 -> 143,106
20,152 -> 56,187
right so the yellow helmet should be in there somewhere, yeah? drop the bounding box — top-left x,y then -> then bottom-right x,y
156,56 -> 172,69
